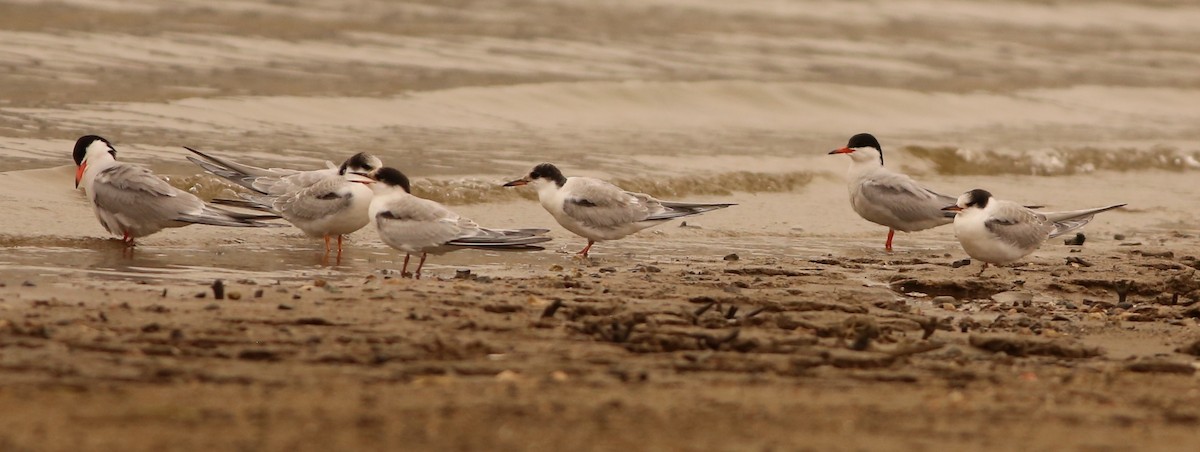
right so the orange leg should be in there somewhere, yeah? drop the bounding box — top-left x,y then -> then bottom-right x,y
578,240 -> 595,258
337,235 -> 344,253
401,253 -> 411,277
414,253 -> 428,279
884,229 -> 895,251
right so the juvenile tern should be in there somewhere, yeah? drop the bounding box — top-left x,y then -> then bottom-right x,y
503,163 -> 735,257
829,133 -> 958,251
942,189 -> 1125,275
185,147 -> 381,256
368,167 -> 551,278
72,135 -> 281,246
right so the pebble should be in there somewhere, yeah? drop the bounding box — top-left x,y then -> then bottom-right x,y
278,304 -> 294,310
21,281 -> 35,287
227,291 -> 242,300
991,291 -> 1033,304
950,258 -> 972,268
932,295 -> 959,306
1113,233 -> 1126,240
203,304 -> 220,311
254,289 -> 264,298
1063,233 -> 1086,246
723,253 -> 740,261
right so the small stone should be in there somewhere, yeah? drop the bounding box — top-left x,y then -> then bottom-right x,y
550,370 -> 569,382
227,291 -> 242,300
599,267 -> 617,273
932,295 -> 958,306
313,279 -> 327,288
549,264 -> 564,272
723,253 -> 740,261
495,370 -> 520,382
951,258 -> 972,268
1063,233 -> 1086,246
1113,233 -> 1126,240
991,291 -> 1033,304
194,292 -> 207,299
21,281 -> 35,287
454,269 -> 472,279
278,304 -> 294,310
292,294 -> 301,300
203,304 -> 220,311
254,289 -> 264,298
941,303 -> 957,311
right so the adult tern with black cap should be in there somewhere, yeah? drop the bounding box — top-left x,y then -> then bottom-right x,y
72,135 -> 281,247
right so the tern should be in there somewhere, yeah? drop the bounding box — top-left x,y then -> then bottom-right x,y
185,147 -> 381,257
72,135 -> 281,246
942,189 -> 1125,275
503,163 -> 734,257
829,133 -> 959,251
368,167 -> 551,278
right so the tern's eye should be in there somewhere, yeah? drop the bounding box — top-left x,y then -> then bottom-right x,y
530,172 -> 540,179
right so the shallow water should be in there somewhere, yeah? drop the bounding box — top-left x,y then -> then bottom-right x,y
2,0 -> 1198,282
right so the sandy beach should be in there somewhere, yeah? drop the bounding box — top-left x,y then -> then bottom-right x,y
2,0 -> 1200,450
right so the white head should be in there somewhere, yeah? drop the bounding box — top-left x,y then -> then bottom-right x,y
828,132 -> 885,166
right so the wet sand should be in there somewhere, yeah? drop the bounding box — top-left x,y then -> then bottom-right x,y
2,238 -> 1200,451
4,0 -> 1200,450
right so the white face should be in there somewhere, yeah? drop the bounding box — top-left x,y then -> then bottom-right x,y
528,176 -> 554,190
955,192 -> 973,209
847,146 -> 882,164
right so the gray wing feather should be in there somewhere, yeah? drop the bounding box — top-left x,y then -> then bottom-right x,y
268,176 -> 354,222
1043,204 -> 1125,238
561,179 -> 655,228
859,174 -> 958,222
375,197 -> 474,249
984,202 -> 1055,251
92,165 -> 202,225
93,164 -> 280,228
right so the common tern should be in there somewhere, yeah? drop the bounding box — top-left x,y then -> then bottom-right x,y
829,133 -> 959,251
185,147 -> 381,256
942,189 -> 1125,275
503,163 -> 735,257
368,167 -> 551,279
72,135 -> 281,246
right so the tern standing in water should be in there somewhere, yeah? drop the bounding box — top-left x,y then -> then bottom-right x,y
829,133 -> 958,251
72,135 -> 281,247
504,163 -> 734,258
185,147 -> 381,259
368,167 -> 551,279
942,189 -> 1125,275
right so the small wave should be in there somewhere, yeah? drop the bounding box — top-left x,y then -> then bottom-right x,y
415,171 -> 815,204
171,171 -> 815,205
906,146 -> 1200,176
